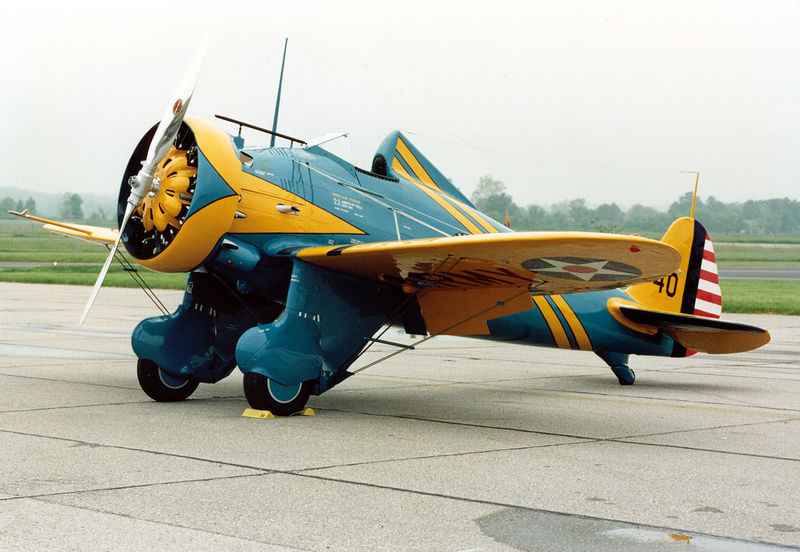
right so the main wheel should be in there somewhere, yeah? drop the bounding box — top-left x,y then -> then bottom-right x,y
243,372 -> 312,416
137,358 -> 199,401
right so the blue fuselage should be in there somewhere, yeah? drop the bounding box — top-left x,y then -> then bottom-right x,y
225,143 -> 675,364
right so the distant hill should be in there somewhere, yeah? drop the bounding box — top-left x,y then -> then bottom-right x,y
0,186 -> 116,218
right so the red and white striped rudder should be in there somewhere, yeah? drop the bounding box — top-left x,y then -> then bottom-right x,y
692,233 -> 722,319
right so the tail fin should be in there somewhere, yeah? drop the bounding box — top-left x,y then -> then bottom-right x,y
627,217 -> 721,318
614,217 -> 769,356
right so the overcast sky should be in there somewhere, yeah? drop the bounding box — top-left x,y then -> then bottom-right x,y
2,0 -> 798,210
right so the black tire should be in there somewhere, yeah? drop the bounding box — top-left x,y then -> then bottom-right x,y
243,372 -> 312,416
137,358 -> 199,402
611,364 -> 636,385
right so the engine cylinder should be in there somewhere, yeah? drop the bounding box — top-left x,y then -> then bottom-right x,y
118,117 -> 242,272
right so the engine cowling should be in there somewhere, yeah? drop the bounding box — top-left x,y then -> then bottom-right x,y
118,117 -> 242,272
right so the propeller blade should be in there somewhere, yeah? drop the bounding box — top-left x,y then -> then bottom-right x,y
127,37 -> 208,209
80,37 -> 207,326
146,38 -> 208,166
79,202 -> 135,326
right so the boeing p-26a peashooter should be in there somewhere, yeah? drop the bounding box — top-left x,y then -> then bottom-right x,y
12,43 -> 770,415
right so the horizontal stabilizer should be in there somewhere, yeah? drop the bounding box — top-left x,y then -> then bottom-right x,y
9,210 -> 117,244
617,303 -> 770,354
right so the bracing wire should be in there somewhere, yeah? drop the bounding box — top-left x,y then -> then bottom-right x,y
349,286 -> 533,375
112,247 -> 170,315
341,256 -> 464,372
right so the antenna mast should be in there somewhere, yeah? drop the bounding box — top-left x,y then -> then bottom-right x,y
270,38 -> 288,147
681,170 -> 701,219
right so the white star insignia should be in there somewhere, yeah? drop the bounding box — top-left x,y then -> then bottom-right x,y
534,258 -> 638,282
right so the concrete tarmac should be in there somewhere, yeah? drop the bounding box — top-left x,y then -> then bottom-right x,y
1,282 -> 799,551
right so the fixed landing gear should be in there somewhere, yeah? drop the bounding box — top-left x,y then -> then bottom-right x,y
243,372 -> 313,416
610,365 -> 636,385
137,358 -> 199,401
595,351 -> 635,385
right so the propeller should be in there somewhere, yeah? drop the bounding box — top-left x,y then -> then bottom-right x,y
79,39 -> 208,326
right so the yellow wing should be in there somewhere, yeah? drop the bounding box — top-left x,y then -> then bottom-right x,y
8,210 -> 117,245
298,231 -> 681,294
298,232 -> 681,336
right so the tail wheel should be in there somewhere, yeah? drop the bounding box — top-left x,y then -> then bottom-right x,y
611,365 -> 636,386
137,358 -> 199,402
243,372 -> 312,416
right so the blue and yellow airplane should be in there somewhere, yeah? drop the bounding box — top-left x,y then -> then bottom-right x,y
11,45 -> 769,415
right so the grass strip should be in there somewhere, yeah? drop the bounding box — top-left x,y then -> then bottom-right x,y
0,265 -> 186,289
720,280 -> 800,315
713,244 -> 800,265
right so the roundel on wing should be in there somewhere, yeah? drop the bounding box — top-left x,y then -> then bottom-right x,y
521,257 -> 642,282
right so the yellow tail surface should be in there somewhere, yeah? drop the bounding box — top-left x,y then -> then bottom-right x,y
627,217 -> 721,318
620,218 -> 767,356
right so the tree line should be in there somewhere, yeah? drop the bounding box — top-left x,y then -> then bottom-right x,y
1,193 -> 111,223
471,175 -> 800,236
3,181 -> 800,236
0,196 -> 37,216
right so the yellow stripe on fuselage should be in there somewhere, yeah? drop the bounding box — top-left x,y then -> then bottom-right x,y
451,197 -> 500,233
550,295 -> 592,350
392,157 -> 483,235
391,157 -> 422,186
396,138 -> 440,190
394,138 -> 498,233
532,296 -> 571,349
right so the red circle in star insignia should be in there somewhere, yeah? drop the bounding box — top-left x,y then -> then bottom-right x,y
172,99 -> 183,115
563,265 -> 598,274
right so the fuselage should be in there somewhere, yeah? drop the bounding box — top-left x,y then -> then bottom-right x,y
229,144 -> 508,250
219,140 -> 675,362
